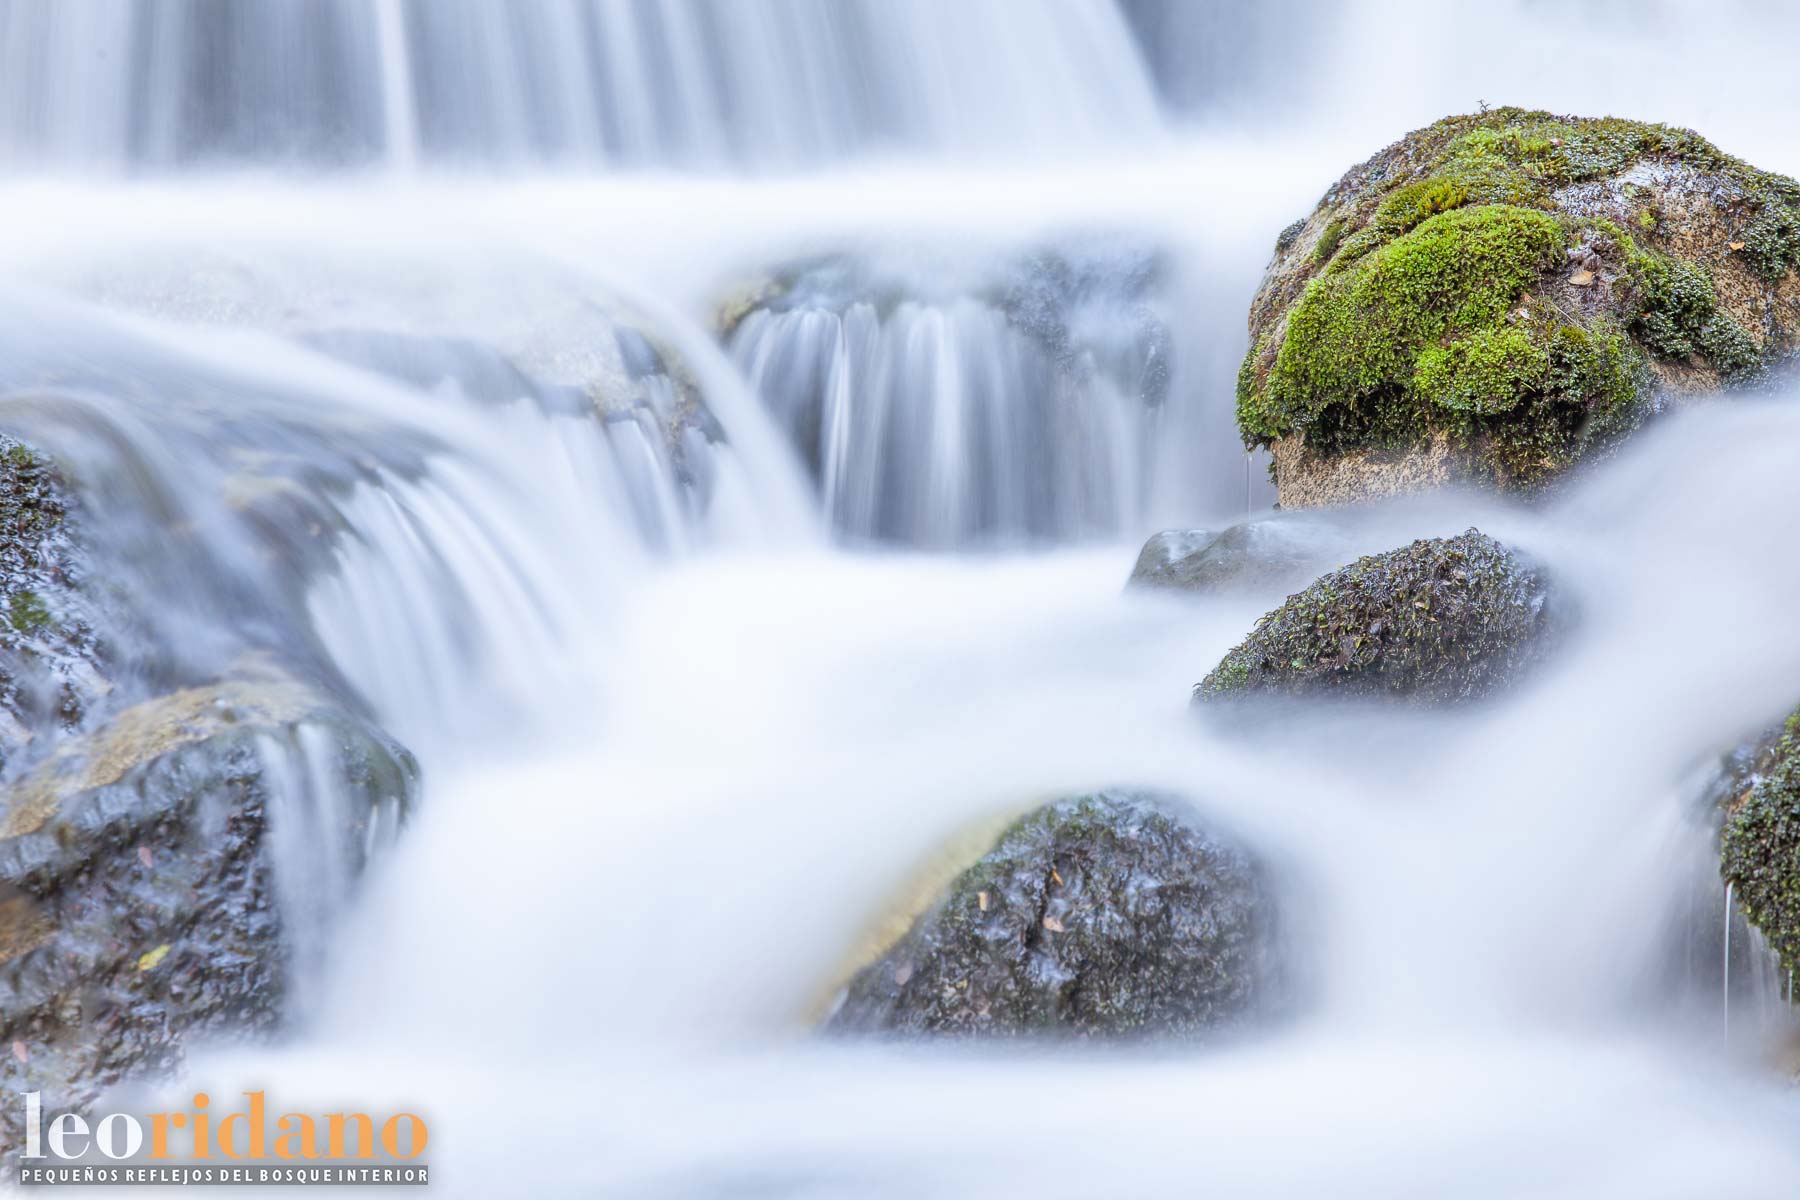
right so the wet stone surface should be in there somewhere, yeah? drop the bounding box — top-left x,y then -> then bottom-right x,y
1195,528 -> 1559,706
826,791 -> 1280,1041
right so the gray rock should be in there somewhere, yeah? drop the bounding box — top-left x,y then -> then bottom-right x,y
0,676 -> 415,1168
1196,528 -> 1558,705
825,791 -> 1279,1040
1127,515 -> 1353,597
1128,528 -> 1218,589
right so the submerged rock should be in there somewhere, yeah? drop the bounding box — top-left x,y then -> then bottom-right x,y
1128,527 -> 1218,589
0,675 -> 415,1164
825,791 -> 1279,1040
1239,109 -> 1800,506
1195,529 -> 1556,705
1127,514 -> 1355,597
1719,709 -> 1800,985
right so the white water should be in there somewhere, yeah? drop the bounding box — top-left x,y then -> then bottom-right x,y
0,0 -> 1158,170
3,1 -> 1800,1196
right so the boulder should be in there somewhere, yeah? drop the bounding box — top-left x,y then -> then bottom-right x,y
1238,109 -> 1800,506
1195,529 -> 1557,705
824,791 -> 1279,1040
0,675 -> 415,1164
0,430 -> 420,1169
1127,513 -> 1355,597
1719,709 -> 1800,984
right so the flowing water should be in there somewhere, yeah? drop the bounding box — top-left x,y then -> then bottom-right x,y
4,0 -> 1800,1195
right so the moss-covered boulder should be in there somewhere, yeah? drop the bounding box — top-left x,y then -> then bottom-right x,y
0,674 -> 415,1168
1195,529 -> 1556,705
1720,709 -> 1800,983
824,791 -> 1279,1040
1240,109 -> 1800,506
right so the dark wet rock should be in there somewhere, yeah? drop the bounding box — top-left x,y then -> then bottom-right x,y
825,791 -> 1279,1040
0,429 -> 422,1169
1129,528 -> 1218,589
1719,708 -> 1800,985
1195,529 -> 1557,705
1239,109 -> 1800,506
0,435 -> 107,775
0,674 -> 415,1167
1127,515 -> 1355,597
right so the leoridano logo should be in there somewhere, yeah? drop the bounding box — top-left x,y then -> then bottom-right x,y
16,1091 -> 429,1187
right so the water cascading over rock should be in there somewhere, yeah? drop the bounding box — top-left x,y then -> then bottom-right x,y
724,242 -> 1174,546
0,271 -> 762,1165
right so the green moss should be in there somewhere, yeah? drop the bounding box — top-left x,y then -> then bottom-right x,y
1599,221 -> 1763,380
1469,320 -> 1643,484
1312,216 -> 1347,265
8,591 -> 50,634
1275,219 -> 1306,255
1238,107 -> 1800,489
1371,177 -> 1470,239
1242,205 -> 1566,447
1722,709 -> 1800,982
1415,325 -> 1549,416
1209,659 -> 1250,692
1738,194 -> 1800,280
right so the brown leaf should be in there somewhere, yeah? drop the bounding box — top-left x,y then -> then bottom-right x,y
1730,241 -> 1746,251
1042,915 -> 1065,933
977,891 -> 989,912
1050,867 -> 1064,886
137,847 -> 153,869
10,1041 -> 25,1064
1570,269 -> 1596,287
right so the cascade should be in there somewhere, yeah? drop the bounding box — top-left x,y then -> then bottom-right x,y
1,2 -> 1798,1195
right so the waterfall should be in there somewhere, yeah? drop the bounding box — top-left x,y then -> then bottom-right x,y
0,282 -> 808,755
727,243 -> 1172,546
0,0 -> 1160,171
7,1 -> 1800,1194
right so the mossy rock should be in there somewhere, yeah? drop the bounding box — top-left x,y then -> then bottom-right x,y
823,791 -> 1279,1040
1195,529 -> 1557,705
1240,109 -> 1800,506
1720,708 -> 1800,983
